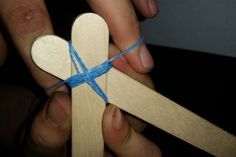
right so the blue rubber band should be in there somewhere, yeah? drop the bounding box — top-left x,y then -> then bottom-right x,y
46,36 -> 144,103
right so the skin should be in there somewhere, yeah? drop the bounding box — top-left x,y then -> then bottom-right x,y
0,0 -> 161,156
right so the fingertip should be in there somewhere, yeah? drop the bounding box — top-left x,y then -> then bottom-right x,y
103,105 -> 131,151
109,43 -> 155,89
30,92 -> 71,150
124,44 -> 154,73
103,106 -> 162,157
132,0 -> 159,18
46,92 -> 71,128
109,43 -> 154,74
147,0 -> 159,18
139,44 -> 154,72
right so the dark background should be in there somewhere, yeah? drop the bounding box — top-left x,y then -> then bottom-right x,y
1,1 -> 235,156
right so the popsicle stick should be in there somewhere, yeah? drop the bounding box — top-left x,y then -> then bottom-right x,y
31,35 -> 70,80
71,13 -> 108,157
32,13 -> 109,156
107,68 -> 236,157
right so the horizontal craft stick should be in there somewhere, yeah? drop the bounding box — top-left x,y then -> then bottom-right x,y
107,68 -> 236,157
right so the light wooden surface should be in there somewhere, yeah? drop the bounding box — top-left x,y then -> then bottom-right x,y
31,35 -> 70,80
31,13 -> 236,157
71,13 -> 108,157
108,68 -> 236,157
32,13 -> 109,157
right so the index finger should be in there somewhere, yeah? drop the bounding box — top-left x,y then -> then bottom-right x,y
0,0 -> 64,94
88,0 -> 155,73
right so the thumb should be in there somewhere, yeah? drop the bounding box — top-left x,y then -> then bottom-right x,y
25,92 -> 71,157
103,105 -> 162,157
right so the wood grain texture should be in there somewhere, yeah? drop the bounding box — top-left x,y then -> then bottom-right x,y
31,13 -> 109,157
107,68 -> 236,157
31,35 -> 70,80
71,13 -> 109,157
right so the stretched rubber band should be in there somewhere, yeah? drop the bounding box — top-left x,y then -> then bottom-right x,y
46,36 -> 144,103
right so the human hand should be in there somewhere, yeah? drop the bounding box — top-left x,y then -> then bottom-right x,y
103,44 -> 161,157
0,0 -> 158,94
103,105 -> 162,157
0,0 -> 59,94
87,0 -> 159,73
20,46 -> 161,156
0,0 -> 160,155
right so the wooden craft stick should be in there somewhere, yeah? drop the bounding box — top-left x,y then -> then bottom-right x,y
108,68 -> 236,157
31,35 -> 70,80
71,13 -> 108,157
32,13 -> 109,157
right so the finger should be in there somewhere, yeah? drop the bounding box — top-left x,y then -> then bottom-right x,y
88,0 -> 154,73
124,114 -> 146,132
25,92 -> 71,157
0,31 -> 7,66
109,44 -> 154,89
132,0 -> 159,18
103,105 -> 162,157
109,43 -> 155,132
0,0 -> 65,94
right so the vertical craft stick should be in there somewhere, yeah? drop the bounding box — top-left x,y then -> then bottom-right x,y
71,14 -> 109,157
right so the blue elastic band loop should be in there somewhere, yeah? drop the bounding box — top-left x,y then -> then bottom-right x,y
46,36 -> 144,103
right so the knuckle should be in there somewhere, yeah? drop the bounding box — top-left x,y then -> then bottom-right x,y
4,3 -> 48,36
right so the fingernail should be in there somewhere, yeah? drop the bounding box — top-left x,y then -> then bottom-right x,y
112,107 -> 124,130
140,45 -> 154,70
46,98 -> 67,126
148,0 -> 158,16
